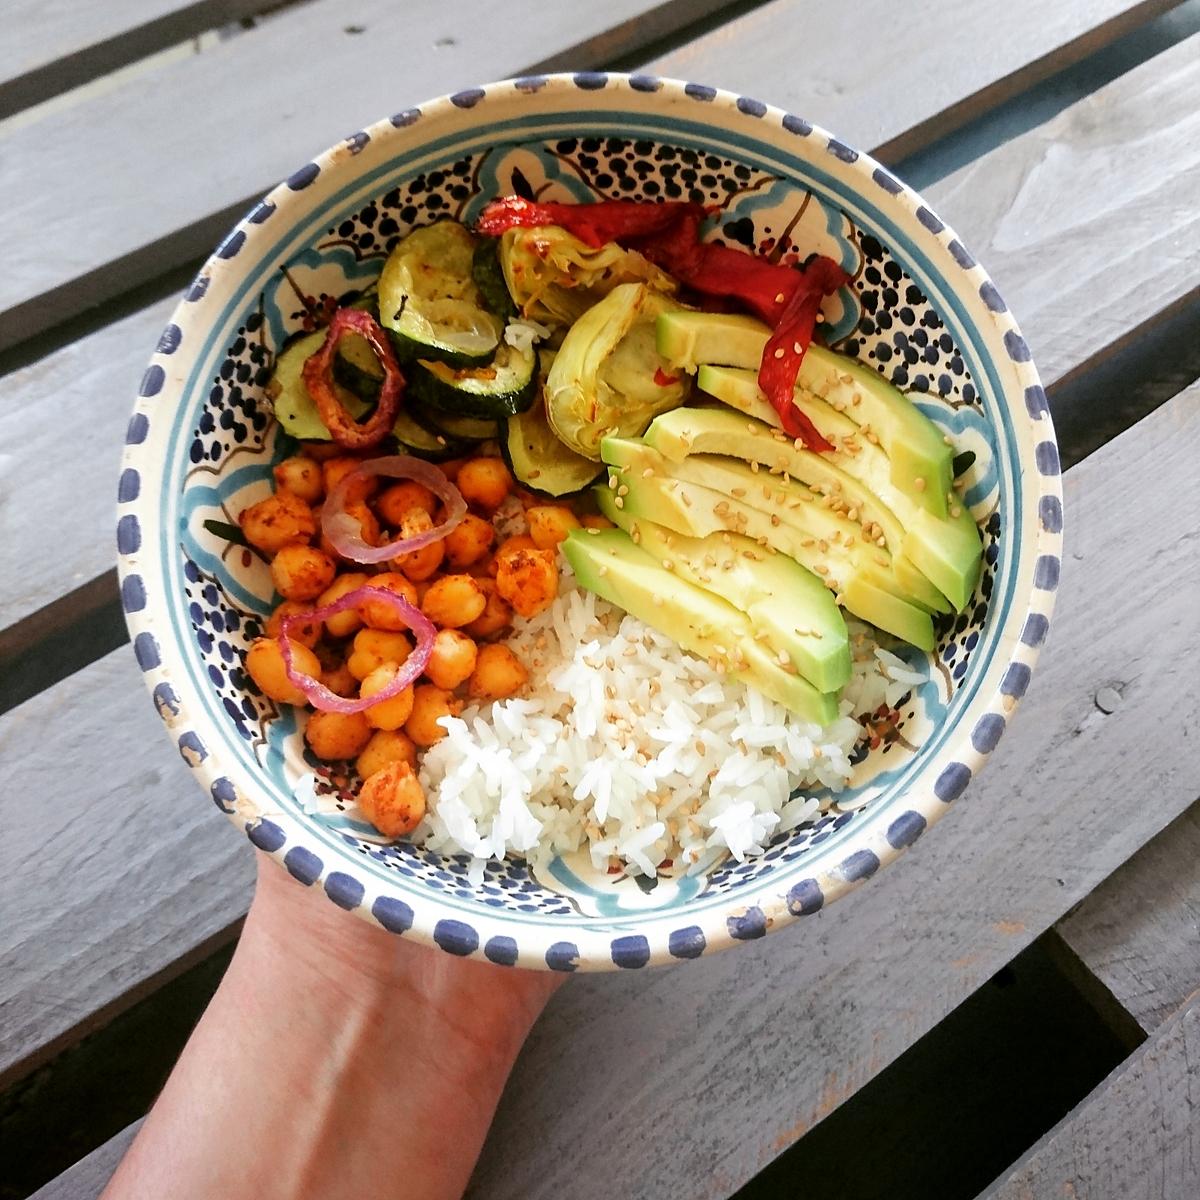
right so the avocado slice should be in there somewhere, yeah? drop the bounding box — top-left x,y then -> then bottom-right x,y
644,406 -> 952,614
601,440 -> 934,650
696,367 -> 981,610
657,309 -> 955,518
562,528 -> 840,725
594,488 -> 851,694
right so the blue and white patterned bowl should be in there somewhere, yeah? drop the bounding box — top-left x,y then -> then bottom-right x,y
117,74 -> 1061,970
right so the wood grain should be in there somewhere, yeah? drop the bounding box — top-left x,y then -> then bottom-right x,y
0,650 -> 254,1086
978,995 -> 1199,1200
0,0 -> 741,351
0,1 -> 1176,353
0,1 -> 269,119
1057,803 -> 1200,1034
5,16 -> 1199,651
465,386 -> 1200,1200
26,1122 -> 142,1200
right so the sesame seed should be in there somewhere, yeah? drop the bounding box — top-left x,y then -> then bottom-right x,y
731,486 -> 746,498
762,485 -> 772,501
642,467 -> 654,478
617,485 -> 629,496
781,661 -> 797,675
951,505 -> 963,518
750,460 -> 760,473
774,291 -> 786,303
695,740 -> 706,756
597,564 -> 608,576
866,432 -> 879,445
818,539 -> 829,552
943,434 -> 954,446
802,537 -> 816,548
876,535 -> 886,547
847,507 -> 859,521
852,393 -> 862,406
777,649 -> 790,665
914,476 -> 927,492
614,497 -> 624,508
771,514 -> 781,526
608,474 -> 618,488
681,493 -> 692,507
815,564 -> 829,575
631,529 -> 641,543
662,559 -> 674,570
793,341 -> 803,354
747,422 -> 759,434
773,347 -> 785,359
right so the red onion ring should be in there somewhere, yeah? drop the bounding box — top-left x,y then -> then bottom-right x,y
321,454 -> 467,564
279,585 -> 435,713
301,308 -> 404,449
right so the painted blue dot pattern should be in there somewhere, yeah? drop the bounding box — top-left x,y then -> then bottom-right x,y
787,879 -> 824,915
611,935 -> 651,969
248,819 -> 286,852
139,365 -> 165,397
1035,442 -> 1060,475
325,872 -> 365,910
727,907 -> 767,940
736,96 -> 766,118
434,919 -> 479,956
546,942 -> 579,971
372,895 -> 414,934
935,762 -> 971,803
886,811 -> 927,849
484,936 -> 519,966
971,713 -> 1006,754
285,846 -> 323,885
838,849 -> 881,882
286,162 -> 320,190
133,632 -> 160,671
668,926 -> 707,959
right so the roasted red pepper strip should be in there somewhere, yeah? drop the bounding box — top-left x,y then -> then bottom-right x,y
476,195 -> 703,250
301,308 -> 404,450
756,257 -> 849,451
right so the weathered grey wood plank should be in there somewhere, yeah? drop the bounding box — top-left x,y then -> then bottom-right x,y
978,995 -> 1199,1200
0,649 -> 255,1087
24,385 -> 1200,1199
0,1 -> 269,119
0,0 -> 1176,351
1057,803 -> 1200,1035
466,387 -> 1200,1200
5,17 -> 1199,654
26,1122 -> 142,1200
0,0 -> 739,352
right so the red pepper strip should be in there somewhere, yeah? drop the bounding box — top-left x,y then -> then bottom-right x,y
301,308 -> 404,450
756,256 -> 849,451
476,195 -> 703,250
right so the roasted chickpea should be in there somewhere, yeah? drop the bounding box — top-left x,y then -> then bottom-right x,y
345,501 -> 383,549
356,760 -> 426,839
239,489 -> 316,556
376,480 -> 437,525
391,507 -> 445,582
438,458 -> 467,484
425,629 -> 478,690
527,505 -> 580,550
405,684 -> 461,747
270,543 -> 337,602
443,513 -> 495,569
463,577 -> 512,639
495,547 -> 559,618
298,440 -> 343,462
321,661 -> 358,698
322,457 -> 376,504
467,643 -> 529,701
265,600 -> 320,648
356,729 -> 418,780
488,534 -> 536,577
272,455 -> 324,504
246,637 -> 321,705
315,571 -> 372,638
580,513 -> 615,531
456,457 -> 512,512
359,664 -> 416,731
358,572 -> 420,630
421,574 -> 486,629
346,628 -> 413,681
305,709 -> 373,761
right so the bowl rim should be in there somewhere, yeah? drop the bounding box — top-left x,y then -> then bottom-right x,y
117,71 -> 1062,971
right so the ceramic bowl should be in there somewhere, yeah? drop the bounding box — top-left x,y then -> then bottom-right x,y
117,73 -> 1061,970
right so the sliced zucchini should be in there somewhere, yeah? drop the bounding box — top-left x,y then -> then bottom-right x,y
378,221 -> 502,366
392,410 -> 465,460
504,397 -> 602,497
267,330 -> 371,440
408,398 -> 499,443
408,340 -> 538,419
472,237 -> 517,321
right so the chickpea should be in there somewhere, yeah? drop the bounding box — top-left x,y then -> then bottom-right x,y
356,729 -> 418,780
580,513 -> 615,531
421,574 -> 486,629
322,457 -> 376,504
298,440 -> 343,462
359,664 -> 416,731
270,543 -> 337,602
239,489 -> 316,556
463,577 -> 512,639
467,643 -> 529,701
357,760 -> 426,839
456,457 -> 513,512
425,629 -> 478,690
391,507 -> 445,582
347,628 -> 413,681
527,505 -> 580,550
405,684 -> 461,747
315,571 -> 373,638
321,661 -> 358,698
246,637 -> 321,705
272,455 -> 324,504
495,547 -> 559,618
345,501 -> 383,549
305,709 -> 373,761
358,572 -> 420,630
265,600 -> 320,648
377,480 -> 437,525
438,458 -> 467,484
442,513 -> 495,568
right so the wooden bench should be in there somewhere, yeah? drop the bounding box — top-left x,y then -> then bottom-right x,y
3,1 -> 1198,1195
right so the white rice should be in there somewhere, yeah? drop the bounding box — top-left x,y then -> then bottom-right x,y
412,564 -> 916,881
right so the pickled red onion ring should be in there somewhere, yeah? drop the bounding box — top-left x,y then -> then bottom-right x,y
301,308 -> 404,449
279,585 -> 434,713
321,454 -> 466,564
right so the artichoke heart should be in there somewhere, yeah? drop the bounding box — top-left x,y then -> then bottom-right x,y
545,283 -> 691,460
499,225 -> 678,326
